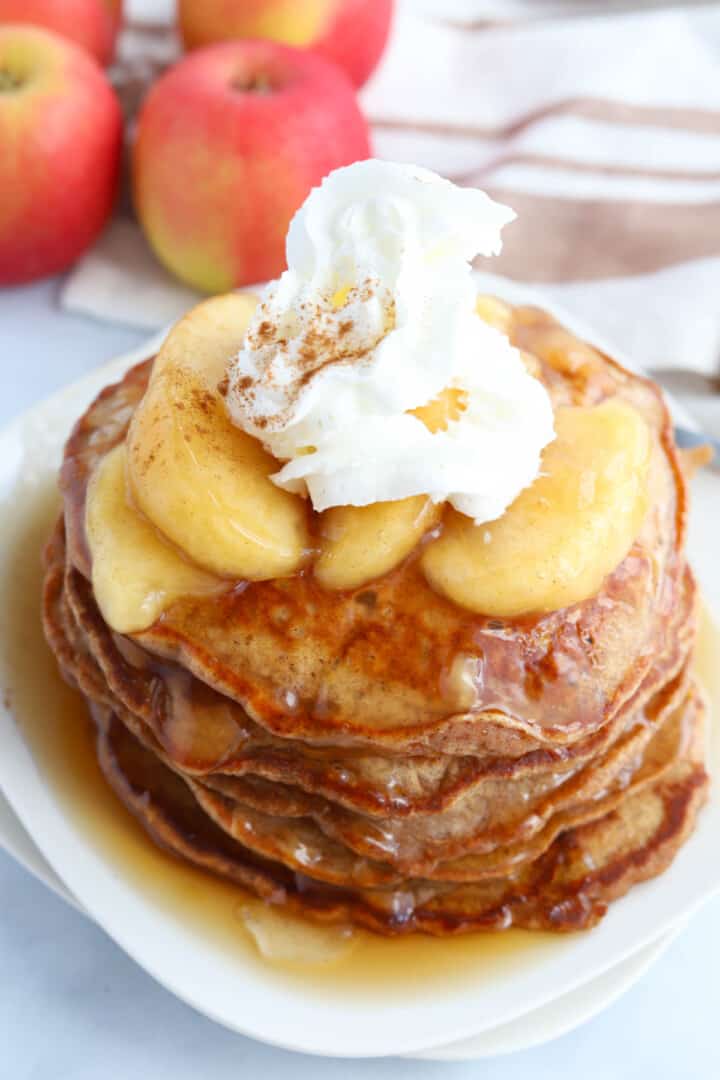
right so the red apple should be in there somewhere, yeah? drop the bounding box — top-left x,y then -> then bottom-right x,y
0,25 -> 123,285
177,0 -> 393,88
0,0 -> 123,66
133,40 -> 371,291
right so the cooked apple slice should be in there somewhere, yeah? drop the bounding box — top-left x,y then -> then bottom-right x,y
475,294 -> 512,333
87,445 -> 223,633
315,496 -> 440,590
126,293 -> 310,580
422,399 -> 651,617
410,386 -> 467,432
313,386 -> 462,590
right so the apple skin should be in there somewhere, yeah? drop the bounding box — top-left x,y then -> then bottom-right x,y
0,0 -> 123,66
177,0 -> 393,88
312,0 -> 393,87
0,25 -> 123,285
133,40 -> 371,292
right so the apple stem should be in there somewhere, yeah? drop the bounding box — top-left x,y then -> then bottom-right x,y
0,68 -> 22,92
231,73 -> 273,95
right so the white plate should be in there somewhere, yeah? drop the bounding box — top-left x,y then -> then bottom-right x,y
0,783 -> 678,1061
0,330 -> 718,1059
0,788 -> 81,912
412,927 -> 678,1059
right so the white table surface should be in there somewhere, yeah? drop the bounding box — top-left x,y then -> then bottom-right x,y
2,277 -> 720,1078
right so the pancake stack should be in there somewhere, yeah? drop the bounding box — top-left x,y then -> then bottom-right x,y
42,303 -> 708,935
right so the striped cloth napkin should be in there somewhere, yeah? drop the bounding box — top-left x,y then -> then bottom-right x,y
62,1 -> 720,379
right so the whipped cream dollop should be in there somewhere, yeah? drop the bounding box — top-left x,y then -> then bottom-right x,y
226,160 -> 555,523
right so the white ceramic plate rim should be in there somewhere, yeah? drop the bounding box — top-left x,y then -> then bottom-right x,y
0,788 -> 82,912
411,925 -> 680,1060
0,301 -> 717,1059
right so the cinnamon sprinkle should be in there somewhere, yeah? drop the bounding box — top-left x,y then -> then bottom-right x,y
231,279 -> 395,432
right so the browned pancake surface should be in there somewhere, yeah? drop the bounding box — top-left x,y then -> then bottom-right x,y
92,704 -> 707,935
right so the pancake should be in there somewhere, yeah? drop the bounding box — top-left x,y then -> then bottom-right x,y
56,526 -> 696,824
93,704 -> 708,935
45,560 -> 702,893
47,516 -> 695,852
41,299 -> 708,936
194,674 -> 695,874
